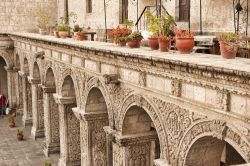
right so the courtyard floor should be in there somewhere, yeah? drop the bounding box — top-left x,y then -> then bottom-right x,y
0,114 -> 59,166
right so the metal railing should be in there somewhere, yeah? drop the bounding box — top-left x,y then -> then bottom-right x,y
135,5 -> 176,31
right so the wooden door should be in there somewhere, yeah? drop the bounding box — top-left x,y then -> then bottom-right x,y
121,0 -> 128,23
179,0 -> 190,21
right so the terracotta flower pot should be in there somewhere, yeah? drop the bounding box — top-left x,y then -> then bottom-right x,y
127,40 -> 141,48
175,37 -> 194,54
54,31 -> 60,38
76,33 -> 88,41
17,135 -> 23,141
219,41 -> 238,59
158,38 -> 170,52
148,37 -> 159,50
118,41 -> 127,47
58,31 -> 69,39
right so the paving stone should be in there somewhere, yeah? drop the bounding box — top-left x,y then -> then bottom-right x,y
0,114 -> 59,166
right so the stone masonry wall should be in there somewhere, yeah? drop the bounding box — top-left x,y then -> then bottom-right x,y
0,0 -> 58,33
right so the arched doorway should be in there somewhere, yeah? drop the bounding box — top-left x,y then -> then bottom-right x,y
58,75 -> 81,166
117,105 -> 161,166
43,68 -> 60,156
185,136 -> 247,166
83,87 -> 109,165
30,62 -> 44,139
0,57 -> 7,97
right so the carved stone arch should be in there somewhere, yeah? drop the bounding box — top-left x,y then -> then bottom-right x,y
83,77 -> 114,127
177,120 -> 250,166
0,50 -> 13,67
32,61 -> 41,80
118,94 -> 169,159
59,70 -> 80,106
44,65 -> 57,88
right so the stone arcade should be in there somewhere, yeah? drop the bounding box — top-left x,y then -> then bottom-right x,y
0,33 -> 250,166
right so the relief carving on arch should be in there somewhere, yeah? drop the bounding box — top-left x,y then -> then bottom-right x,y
83,77 -> 113,126
118,94 -> 169,159
152,97 -> 207,163
66,105 -> 81,162
88,119 -> 109,166
177,120 -> 250,166
0,49 -> 14,67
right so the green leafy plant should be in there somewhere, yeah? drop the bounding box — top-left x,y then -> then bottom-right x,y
127,31 -> 143,41
36,8 -> 51,29
45,160 -> 52,166
145,10 -> 161,37
124,19 -> 134,29
107,26 -> 132,44
219,32 -> 239,43
56,17 -> 71,32
17,129 -> 23,136
73,24 -> 82,32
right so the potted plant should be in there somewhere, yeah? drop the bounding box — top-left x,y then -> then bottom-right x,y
219,32 -> 240,59
145,10 -> 161,50
127,31 -> 143,48
36,8 -> 51,35
17,129 -> 24,141
108,26 -> 132,46
158,15 -> 174,52
56,17 -> 71,38
173,27 -> 195,54
45,160 -> 52,166
76,32 -> 88,41
73,25 -> 83,37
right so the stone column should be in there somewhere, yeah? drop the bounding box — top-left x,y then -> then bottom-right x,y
73,108 -> 109,166
18,71 -> 32,127
54,95 -> 80,166
4,66 -> 15,108
28,77 -> 44,140
13,67 -> 23,112
113,131 -> 158,166
42,86 -> 60,157
103,126 -> 116,166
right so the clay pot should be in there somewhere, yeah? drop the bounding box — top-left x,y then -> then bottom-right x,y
118,41 -> 127,47
54,31 -> 60,38
76,33 -> 88,41
127,40 -> 141,48
220,41 -> 238,59
58,31 -> 69,39
175,37 -> 194,54
158,38 -> 170,52
39,28 -> 47,35
148,37 -> 159,50
17,135 -> 23,141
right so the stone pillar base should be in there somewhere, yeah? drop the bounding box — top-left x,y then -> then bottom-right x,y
22,117 -> 32,127
43,142 -> 60,157
31,127 -> 45,140
58,158 -> 81,166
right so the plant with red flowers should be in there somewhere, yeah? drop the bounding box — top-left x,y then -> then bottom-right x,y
108,26 -> 132,45
173,27 -> 195,54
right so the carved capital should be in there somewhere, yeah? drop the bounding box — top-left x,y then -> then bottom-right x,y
4,66 -> 14,72
18,71 -> 28,78
53,94 -> 76,105
114,131 -> 158,146
35,51 -> 45,60
27,76 -> 41,84
42,85 -> 56,93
